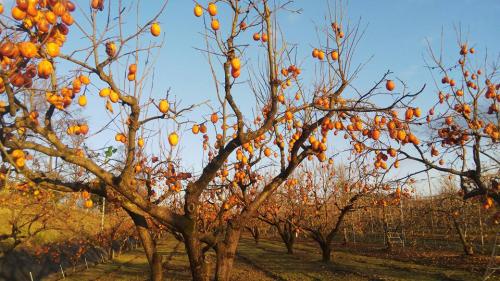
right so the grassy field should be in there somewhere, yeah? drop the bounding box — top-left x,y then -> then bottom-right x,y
0,202 -> 104,247
44,236 -> 494,281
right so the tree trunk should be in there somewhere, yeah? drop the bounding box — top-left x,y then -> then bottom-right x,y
127,211 -> 163,281
382,213 -> 392,251
283,230 -> 295,254
252,227 -> 260,245
215,227 -> 241,281
285,239 -> 294,254
184,235 -> 209,281
321,242 -> 331,262
453,218 -> 474,256
278,223 -> 295,254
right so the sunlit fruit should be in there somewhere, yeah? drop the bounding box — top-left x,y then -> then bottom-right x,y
211,19 -> 220,30
105,42 -> 116,57
78,95 -> 87,106
231,57 -> 241,70
62,12 -> 74,25
0,41 -> 16,58
397,130 -> 406,141
231,68 -> 240,78
79,75 -> 90,85
211,113 -> 219,123
91,0 -> 104,10
12,7 -> 26,20
84,199 -> 93,208
115,133 -> 126,143
331,50 -> 339,60
192,124 -> 200,134
208,2 -> 217,16
53,2 -> 67,16
386,80 -> 395,91
317,50 -> 325,60
79,124 -> 89,135
109,90 -> 119,103
45,42 -> 60,57
37,60 -> 54,79
15,157 -> 25,168
99,88 -> 111,97
261,33 -> 268,42
168,132 -> 179,146
19,42 -> 38,58
129,64 -> 137,74
151,22 -> 161,36
159,99 -> 169,113
194,4 -> 203,17
200,124 -> 207,133
12,149 -> 25,159
312,48 -> 319,58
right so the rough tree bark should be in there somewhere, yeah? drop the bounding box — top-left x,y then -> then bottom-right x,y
184,234 -> 210,281
246,226 -> 260,245
382,206 -> 393,251
127,211 -> 163,281
453,218 -> 474,256
215,227 -> 242,281
320,241 -> 332,262
277,222 -> 296,254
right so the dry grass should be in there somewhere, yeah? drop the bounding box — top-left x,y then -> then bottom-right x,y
46,236 -> 493,281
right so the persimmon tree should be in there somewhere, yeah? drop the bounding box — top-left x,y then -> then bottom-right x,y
398,39 -> 499,209
432,175 -> 476,255
297,157 -> 411,261
0,0 -> 170,279
0,183 -> 56,257
0,1 -> 422,280
257,176 -> 308,254
376,182 -> 411,251
95,202 -> 136,259
244,217 -> 266,245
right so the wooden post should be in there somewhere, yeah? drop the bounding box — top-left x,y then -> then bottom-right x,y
59,264 -> 65,279
478,204 -> 485,251
351,214 -> 356,244
101,197 -> 105,232
426,171 -> 436,246
369,208 -> 375,234
399,198 -> 405,247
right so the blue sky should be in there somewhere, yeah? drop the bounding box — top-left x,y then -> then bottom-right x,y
145,0 -> 499,181
2,0 -> 499,193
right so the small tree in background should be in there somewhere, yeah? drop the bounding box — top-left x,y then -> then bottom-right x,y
399,38 -> 499,209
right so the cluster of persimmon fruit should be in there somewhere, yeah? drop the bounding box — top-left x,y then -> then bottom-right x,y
194,2 -> 270,44
433,44 -> 499,144
0,0 -> 75,96
194,2 -> 219,31
66,123 -> 89,136
10,149 -> 27,168
311,48 -> 339,62
10,180 -> 48,198
279,64 -> 301,91
81,190 -> 93,208
127,63 -> 137,81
